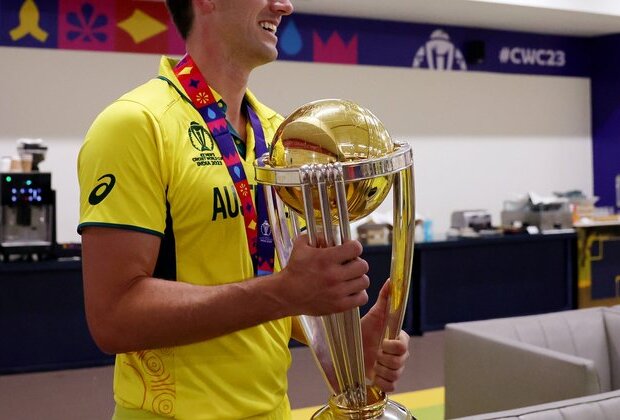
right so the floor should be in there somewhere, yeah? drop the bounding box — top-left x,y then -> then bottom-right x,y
0,331 -> 444,419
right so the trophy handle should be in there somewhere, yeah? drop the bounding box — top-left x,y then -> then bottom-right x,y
386,166 -> 416,339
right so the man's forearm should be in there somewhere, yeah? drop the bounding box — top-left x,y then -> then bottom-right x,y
86,272 -> 289,354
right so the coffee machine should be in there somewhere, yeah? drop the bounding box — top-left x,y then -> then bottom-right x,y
0,140 -> 56,260
0,172 -> 56,259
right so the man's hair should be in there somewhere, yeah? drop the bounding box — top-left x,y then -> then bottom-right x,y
165,0 -> 194,40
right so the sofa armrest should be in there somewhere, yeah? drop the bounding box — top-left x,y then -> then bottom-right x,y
604,308 -> 620,389
445,324 -> 601,419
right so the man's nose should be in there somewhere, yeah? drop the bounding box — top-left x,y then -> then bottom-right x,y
271,0 -> 294,16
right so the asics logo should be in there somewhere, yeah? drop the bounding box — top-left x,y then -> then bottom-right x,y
88,174 -> 116,205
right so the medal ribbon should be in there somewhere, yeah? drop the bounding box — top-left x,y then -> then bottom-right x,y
173,54 -> 274,276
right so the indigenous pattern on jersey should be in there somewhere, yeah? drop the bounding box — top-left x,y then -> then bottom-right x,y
78,56 -> 291,419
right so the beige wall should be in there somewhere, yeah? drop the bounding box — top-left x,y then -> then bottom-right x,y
0,47 -> 592,243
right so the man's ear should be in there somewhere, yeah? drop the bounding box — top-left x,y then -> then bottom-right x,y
193,0 -> 215,14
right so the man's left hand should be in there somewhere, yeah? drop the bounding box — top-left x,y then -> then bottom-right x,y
360,279 -> 411,393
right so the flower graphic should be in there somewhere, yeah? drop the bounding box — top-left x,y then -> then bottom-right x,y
239,183 -> 249,197
196,92 -> 210,104
66,3 -> 108,43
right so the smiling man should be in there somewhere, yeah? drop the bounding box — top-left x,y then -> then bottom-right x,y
77,1 -> 410,419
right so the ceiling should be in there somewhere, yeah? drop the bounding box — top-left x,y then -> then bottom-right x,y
292,0 -> 620,37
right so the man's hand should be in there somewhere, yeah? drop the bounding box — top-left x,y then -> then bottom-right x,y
279,235 -> 370,316
360,279 -> 410,392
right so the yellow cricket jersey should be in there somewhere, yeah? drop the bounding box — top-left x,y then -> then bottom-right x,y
78,56 -> 292,419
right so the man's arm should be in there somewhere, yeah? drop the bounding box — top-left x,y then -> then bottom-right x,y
82,227 -> 369,354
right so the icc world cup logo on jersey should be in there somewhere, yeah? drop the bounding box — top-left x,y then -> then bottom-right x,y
189,121 -> 223,167
188,121 -> 214,152
260,220 -> 273,243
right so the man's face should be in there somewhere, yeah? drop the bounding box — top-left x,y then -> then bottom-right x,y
210,0 -> 294,67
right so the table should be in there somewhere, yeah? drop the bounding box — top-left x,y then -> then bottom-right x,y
1,232 -> 578,373
361,232 -> 577,335
0,258 -> 113,374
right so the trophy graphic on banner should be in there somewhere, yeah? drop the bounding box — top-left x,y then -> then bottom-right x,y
255,99 -> 416,419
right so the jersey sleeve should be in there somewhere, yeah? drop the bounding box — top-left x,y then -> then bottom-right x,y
78,99 -> 167,236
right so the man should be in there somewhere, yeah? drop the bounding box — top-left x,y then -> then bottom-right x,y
78,1 -> 410,418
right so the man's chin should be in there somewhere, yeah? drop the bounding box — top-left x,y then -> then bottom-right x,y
253,49 -> 279,67
264,45 -> 279,62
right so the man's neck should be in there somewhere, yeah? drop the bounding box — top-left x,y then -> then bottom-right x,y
187,44 -> 250,139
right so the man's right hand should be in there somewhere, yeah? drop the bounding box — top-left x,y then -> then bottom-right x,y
278,234 -> 369,316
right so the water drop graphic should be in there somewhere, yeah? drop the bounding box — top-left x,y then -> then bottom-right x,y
207,108 -> 216,120
280,20 -> 302,56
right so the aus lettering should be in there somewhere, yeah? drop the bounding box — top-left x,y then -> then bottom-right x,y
212,185 -> 257,221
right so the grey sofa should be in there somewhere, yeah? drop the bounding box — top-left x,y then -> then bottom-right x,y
454,389 -> 620,419
444,306 -> 620,419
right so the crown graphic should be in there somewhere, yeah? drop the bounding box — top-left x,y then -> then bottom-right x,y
312,31 -> 358,64
207,119 -> 228,134
221,152 -> 238,166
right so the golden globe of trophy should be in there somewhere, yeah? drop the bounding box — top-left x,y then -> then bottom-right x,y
255,99 -> 416,419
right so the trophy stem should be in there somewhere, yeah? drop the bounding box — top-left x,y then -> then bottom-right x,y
297,164 -> 368,407
333,164 -> 367,407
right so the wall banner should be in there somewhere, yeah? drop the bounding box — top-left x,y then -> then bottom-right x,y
0,0 -> 591,78
277,14 -> 591,77
0,0 -> 185,54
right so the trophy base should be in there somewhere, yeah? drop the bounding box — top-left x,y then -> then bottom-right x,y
311,387 -> 416,420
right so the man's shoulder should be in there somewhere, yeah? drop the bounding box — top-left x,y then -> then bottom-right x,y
115,77 -> 181,118
86,77 -> 186,142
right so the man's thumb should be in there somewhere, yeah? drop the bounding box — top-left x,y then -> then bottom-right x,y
375,278 -> 392,314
